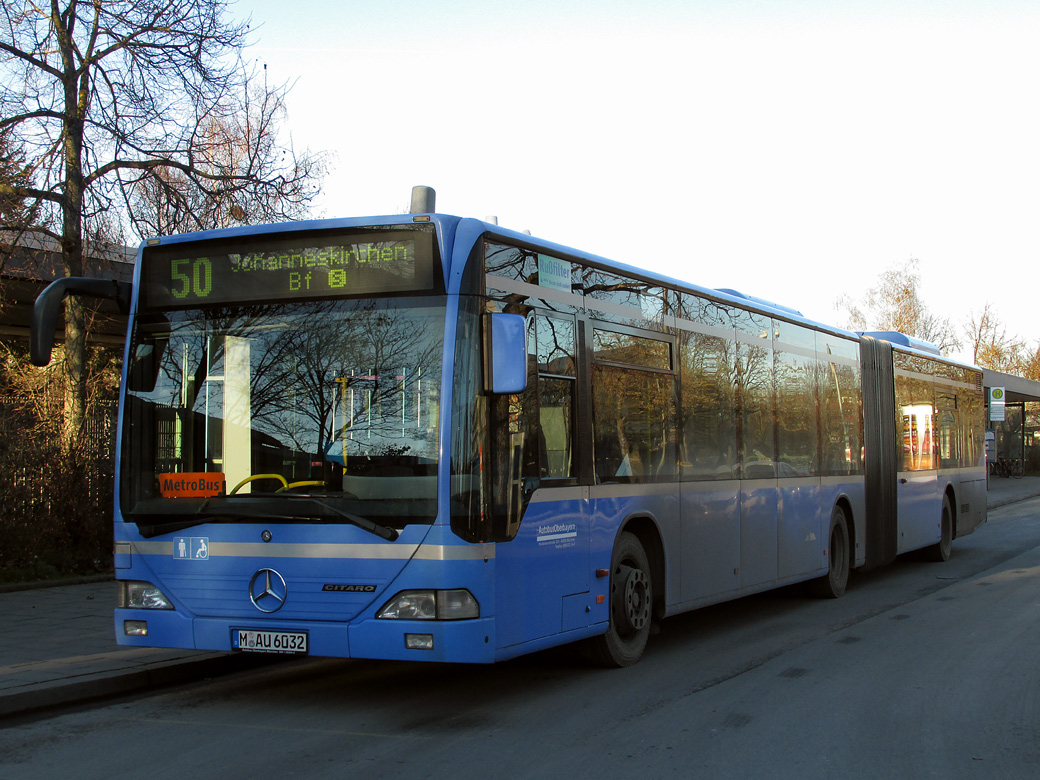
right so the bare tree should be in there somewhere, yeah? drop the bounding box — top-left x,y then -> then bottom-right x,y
965,303 -> 1026,372
0,126 -> 39,237
1020,344 -> 1040,383
0,0 -> 326,445
834,258 -> 961,354
128,72 -> 326,235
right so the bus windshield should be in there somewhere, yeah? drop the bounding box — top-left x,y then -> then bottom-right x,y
120,296 -> 444,535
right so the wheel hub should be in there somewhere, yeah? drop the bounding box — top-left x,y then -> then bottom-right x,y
613,563 -> 651,634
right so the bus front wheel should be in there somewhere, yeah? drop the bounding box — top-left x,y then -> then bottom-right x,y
586,531 -> 653,668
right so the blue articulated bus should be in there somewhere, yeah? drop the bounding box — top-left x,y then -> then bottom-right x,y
31,191 -> 987,666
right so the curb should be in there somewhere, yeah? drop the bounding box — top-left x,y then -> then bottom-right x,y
0,574 -> 113,595
0,652 -> 278,721
988,490 -> 1040,511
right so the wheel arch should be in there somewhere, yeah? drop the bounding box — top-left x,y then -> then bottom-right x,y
944,483 -> 958,539
834,494 -> 857,570
618,514 -> 666,621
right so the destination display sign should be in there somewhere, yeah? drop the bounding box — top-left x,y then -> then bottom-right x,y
141,227 -> 437,308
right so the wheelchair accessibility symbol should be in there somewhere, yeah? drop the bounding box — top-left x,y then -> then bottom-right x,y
174,537 -> 209,560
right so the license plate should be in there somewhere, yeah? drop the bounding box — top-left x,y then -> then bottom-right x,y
232,629 -> 308,654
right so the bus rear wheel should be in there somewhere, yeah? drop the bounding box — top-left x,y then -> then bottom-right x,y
586,531 -> 653,667
809,505 -> 850,599
924,496 -> 953,562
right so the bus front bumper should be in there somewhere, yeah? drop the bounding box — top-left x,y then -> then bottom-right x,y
115,609 -> 498,663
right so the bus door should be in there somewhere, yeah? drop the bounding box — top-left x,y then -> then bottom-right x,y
890,349 -> 942,553
896,402 -> 941,553
494,311 -> 593,649
675,299 -> 743,601
774,322 -> 825,580
735,313 -> 779,588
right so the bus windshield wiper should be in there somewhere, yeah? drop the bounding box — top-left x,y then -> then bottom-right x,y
196,494 -> 399,541
281,496 -> 400,541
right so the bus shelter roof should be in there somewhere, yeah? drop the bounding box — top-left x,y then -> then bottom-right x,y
983,368 -> 1040,404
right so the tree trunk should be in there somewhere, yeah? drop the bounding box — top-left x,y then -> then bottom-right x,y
60,21 -> 88,450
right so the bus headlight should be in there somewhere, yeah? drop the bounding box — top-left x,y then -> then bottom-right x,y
376,589 -> 479,620
118,580 -> 174,610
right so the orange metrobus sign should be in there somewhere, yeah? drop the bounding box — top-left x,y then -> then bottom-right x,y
159,472 -> 226,498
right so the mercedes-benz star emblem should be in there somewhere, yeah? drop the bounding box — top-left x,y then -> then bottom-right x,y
248,568 -> 287,613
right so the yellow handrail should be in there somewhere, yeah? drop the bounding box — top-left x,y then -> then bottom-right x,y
229,474 -> 288,495
277,480 -> 326,493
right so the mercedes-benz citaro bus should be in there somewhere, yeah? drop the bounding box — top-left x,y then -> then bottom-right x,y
31,187 -> 987,667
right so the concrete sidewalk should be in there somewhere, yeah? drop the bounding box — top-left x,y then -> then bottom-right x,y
0,580 -> 256,718
3,476 -> 1040,720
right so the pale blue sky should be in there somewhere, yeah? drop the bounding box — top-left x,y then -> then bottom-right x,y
236,0 -> 1040,361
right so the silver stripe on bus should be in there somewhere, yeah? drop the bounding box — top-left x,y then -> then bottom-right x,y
894,367 -> 979,391
821,474 -> 865,488
589,483 -> 678,500
132,541 -> 495,561
413,544 -> 495,561
773,341 -> 821,361
529,486 -> 586,503
734,329 -> 767,347
819,353 -> 861,369
531,476 -> 867,501
581,295 -> 645,321
673,316 -> 733,341
679,480 -> 738,493
675,316 -> 862,369
485,274 -> 584,309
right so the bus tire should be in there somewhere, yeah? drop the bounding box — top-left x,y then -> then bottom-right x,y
924,495 -> 953,562
586,531 -> 653,668
809,505 -> 850,599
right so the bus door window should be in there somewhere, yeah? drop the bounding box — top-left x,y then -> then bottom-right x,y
936,364 -> 984,469
937,391 -> 959,468
894,353 -> 936,471
491,311 -> 577,512
774,321 -> 819,477
955,368 -> 985,467
818,334 -> 863,475
676,294 -> 737,481
733,309 -> 776,479
532,314 -> 577,481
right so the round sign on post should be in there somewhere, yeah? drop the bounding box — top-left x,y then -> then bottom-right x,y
989,387 -> 1005,421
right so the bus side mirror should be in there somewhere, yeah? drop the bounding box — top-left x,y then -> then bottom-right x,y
126,336 -> 167,393
31,277 -> 132,366
486,312 -> 528,394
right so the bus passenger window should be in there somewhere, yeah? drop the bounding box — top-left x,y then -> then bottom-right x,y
593,365 -> 677,483
538,377 -> 573,478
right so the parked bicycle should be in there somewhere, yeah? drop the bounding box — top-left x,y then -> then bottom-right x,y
990,456 -> 1023,478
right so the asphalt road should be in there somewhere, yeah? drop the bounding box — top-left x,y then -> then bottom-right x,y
3,499 -> 1039,779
